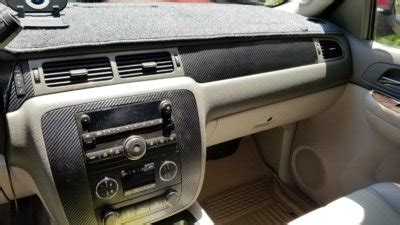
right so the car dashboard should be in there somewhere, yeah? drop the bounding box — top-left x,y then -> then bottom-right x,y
1,2 -> 352,224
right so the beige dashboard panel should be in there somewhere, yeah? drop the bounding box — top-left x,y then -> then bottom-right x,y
207,85 -> 345,146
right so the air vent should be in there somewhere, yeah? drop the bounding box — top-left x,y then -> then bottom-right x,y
42,57 -> 113,87
116,52 -> 174,78
319,40 -> 343,60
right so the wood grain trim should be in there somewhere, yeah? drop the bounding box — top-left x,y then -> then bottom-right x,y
372,92 -> 400,114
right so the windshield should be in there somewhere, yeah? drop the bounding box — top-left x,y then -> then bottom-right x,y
68,0 -> 285,7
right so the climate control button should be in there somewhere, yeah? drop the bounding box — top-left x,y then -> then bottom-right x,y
96,177 -> 118,200
159,161 -> 178,182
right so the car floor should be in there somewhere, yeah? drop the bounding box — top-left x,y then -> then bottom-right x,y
0,195 -> 50,225
199,137 -> 316,225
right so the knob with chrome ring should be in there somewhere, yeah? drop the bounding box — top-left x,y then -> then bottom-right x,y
123,136 -> 147,160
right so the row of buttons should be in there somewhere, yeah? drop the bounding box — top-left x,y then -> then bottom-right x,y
86,147 -> 124,163
146,134 -> 177,149
82,118 -> 163,141
121,162 -> 155,178
120,197 -> 168,222
85,134 -> 177,163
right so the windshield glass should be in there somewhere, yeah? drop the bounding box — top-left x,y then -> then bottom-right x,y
68,0 -> 285,7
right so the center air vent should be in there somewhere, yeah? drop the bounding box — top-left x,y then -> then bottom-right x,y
319,40 -> 343,60
116,52 -> 174,78
42,57 -> 113,87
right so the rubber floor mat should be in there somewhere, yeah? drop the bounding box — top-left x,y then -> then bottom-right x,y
202,179 -> 299,225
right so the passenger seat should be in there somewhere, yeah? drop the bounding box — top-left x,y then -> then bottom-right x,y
289,183 -> 400,225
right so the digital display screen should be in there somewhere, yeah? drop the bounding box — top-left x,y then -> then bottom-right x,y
121,163 -> 156,195
84,101 -> 162,132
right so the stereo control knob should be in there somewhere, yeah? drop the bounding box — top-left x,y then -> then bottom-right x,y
124,136 -> 147,160
160,100 -> 173,116
102,210 -> 121,225
165,190 -> 179,207
96,177 -> 119,200
159,161 -> 178,182
160,100 -> 174,136
80,114 -> 91,130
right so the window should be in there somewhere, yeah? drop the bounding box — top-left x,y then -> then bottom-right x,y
375,0 -> 400,47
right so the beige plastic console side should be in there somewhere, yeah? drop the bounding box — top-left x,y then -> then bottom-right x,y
0,155 -> 36,204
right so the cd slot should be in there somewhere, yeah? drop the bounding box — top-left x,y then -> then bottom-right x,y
81,118 -> 164,149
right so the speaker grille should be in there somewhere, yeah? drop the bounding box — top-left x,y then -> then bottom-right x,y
293,147 -> 326,189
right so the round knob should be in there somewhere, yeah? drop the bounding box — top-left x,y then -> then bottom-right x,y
159,161 -> 178,182
102,210 -> 120,225
80,114 -> 91,130
165,190 -> 179,207
123,136 -> 146,160
160,100 -> 173,115
96,177 -> 119,200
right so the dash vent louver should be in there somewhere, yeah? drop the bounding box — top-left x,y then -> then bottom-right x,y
319,40 -> 343,60
116,52 -> 174,78
42,57 -> 113,87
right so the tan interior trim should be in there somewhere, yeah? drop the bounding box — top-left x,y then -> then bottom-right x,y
207,85 -> 345,146
292,84 -> 400,205
254,124 -> 297,187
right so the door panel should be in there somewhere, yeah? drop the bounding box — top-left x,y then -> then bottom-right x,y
362,63 -> 400,99
365,91 -> 400,144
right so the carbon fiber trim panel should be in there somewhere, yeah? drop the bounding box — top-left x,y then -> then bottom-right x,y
41,90 -> 201,224
179,39 -> 318,83
8,62 -> 35,112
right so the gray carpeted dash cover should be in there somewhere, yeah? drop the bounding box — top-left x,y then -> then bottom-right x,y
3,3 -> 341,53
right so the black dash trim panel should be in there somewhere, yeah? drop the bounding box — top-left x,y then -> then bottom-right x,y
179,39 -> 318,83
8,62 -> 34,112
41,90 -> 201,225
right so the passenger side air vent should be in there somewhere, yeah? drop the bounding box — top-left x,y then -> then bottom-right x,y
116,52 -> 174,78
42,57 -> 113,87
319,40 -> 343,60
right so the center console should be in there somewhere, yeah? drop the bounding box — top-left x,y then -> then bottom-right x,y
78,99 -> 182,223
40,90 -> 203,225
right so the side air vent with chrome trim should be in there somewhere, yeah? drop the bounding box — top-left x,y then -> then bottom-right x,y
319,40 -> 343,60
116,52 -> 174,78
42,57 -> 113,87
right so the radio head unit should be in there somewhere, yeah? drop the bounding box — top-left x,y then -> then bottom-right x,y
75,99 -> 182,215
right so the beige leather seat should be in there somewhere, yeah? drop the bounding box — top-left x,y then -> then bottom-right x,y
289,183 -> 400,225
